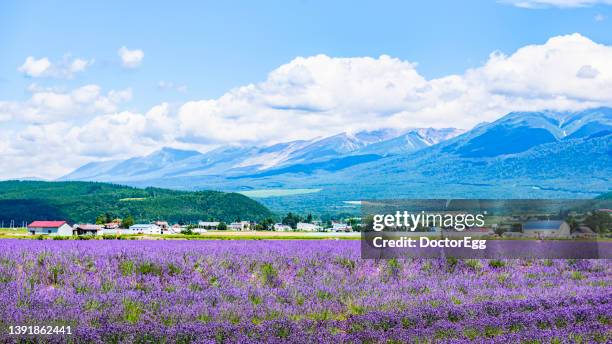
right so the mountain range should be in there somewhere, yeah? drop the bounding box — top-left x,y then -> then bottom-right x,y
61,107 -> 612,214
61,127 -> 463,182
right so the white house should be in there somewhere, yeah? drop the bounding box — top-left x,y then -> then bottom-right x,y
154,221 -> 170,231
297,222 -> 321,231
27,221 -> 73,236
128,224 -> 162,235
229,221 -> 251,231
332,222 -> 352,232
169,224 -> 186,234
274,223 -> 292,231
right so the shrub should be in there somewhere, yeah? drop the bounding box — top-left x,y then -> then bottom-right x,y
48,263 -> 64,285
335,257 -> 356,270
122,299 -> 143,324
167,263 -> 182,276
570,271 -> 585,280
119,260 -> 135,276
138,262 -> 162,276
446,256 -> 458,272
385,258 -> 401,277
464,259 -> 482,271
259,262 -> 278,287
181,228 -> 198,235
489,260 -> 506,268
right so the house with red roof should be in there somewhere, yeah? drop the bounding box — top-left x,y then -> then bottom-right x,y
27,221 -> 72,236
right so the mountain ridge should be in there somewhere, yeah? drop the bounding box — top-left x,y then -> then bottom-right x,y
61,127 -> 463,182
58,107 -> 612,213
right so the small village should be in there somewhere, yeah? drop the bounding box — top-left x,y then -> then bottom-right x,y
23,218 -> 356,237
20,208 -> 610,239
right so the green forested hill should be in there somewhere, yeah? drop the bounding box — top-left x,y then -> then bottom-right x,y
0,180 -> 273,224
597,192 -> 612,199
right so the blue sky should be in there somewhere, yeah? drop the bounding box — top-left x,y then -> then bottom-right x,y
1,0 -> 611,109
1,0 -> 612,179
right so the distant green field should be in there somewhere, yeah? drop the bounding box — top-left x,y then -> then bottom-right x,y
239,188 -> 322,198
0,228 -> 27,233
0,228 -> 28,238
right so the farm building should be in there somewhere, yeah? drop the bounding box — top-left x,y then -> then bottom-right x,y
73,224 -> 103,236
198,221 -> 220,230
128,224 -> 162,235
297,222 -> 321,231
522,220 -> 571,238
154,221 -> 170,230
170,224 -> 186,234
229,221 -> 251,231
27,221 -> 72,236
274,223 -> 292,231
332,222 -> 352,232
572,225 -> 597,239
104,222 -> 120,229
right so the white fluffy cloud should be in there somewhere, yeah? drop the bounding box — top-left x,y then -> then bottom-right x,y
503,0 -> 612,8
18,55 -> 93,78
2,33 -> 612,179
68,104 -> 176,158
177,33 -> 612,145
0,104 -> 176,179
118,46 -> 144,68
18,57 -> 51,77
0,84 -> 132,124
158,80 -> 187,93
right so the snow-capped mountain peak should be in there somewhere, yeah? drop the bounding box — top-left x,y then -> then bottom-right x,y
61,127 -> 465,182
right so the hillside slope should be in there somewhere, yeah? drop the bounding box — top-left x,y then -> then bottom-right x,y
60,128 -> 462,183
0,181 -> 273,224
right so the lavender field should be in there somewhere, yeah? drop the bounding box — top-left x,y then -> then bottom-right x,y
0,240 -> 610,343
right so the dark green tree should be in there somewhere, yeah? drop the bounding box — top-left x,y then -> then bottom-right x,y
121,215 -> 135,229
565,215 -> 579,232
95,212 -> 112,225
258,217 -> 275,231
305,213 -> 313,223
95,214 -> 106,225
347,218 -> 361,231
584,211 -> 611,233
493,226 -> 506,236
282,212 -> 302,229
363,215 -> 375,231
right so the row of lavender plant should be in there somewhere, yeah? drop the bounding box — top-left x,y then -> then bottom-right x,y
0,240 -> 609,343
